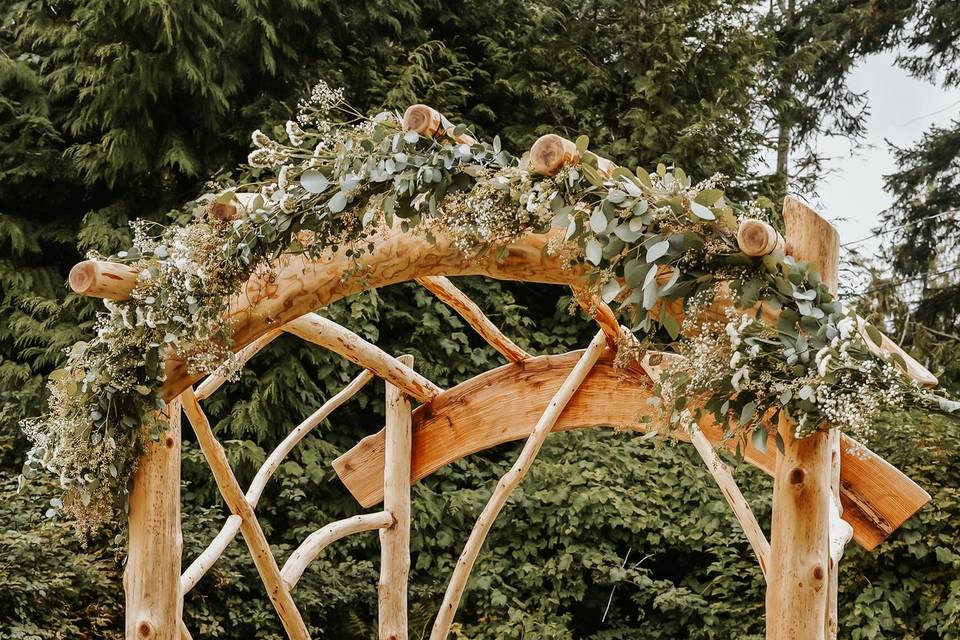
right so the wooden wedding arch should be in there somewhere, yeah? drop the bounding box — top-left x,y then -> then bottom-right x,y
68,105 -> 936,640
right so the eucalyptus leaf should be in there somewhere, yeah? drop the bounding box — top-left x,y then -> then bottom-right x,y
645,240 -> 670,263
300,170 -> 330,194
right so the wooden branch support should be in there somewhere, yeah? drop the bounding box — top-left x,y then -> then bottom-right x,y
689,427 -> 770,579
282,511 -> 394,590
180,388 -> 309,640
380,354 -> 414,640
124,400 -> 183,640
570,286 -> 623,345
766,198 -> 839,640
195,328 -> 283,400
429,330 -> 607,640
737,219 -> 786,257
416,276 -> 530,362
181,369 -> 374,594
402,104 -> 478,146
284,313 -> 441,402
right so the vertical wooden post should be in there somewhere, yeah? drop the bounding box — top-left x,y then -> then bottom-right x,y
124,400 -> 183,640
379,354 -> 414,640
766,198 -> 840,640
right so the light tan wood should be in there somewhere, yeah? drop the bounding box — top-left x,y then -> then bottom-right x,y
416,276 -> 530,362
284,313 -> 441,402
181,514 -> 242,595
737,219 -> 786,257
333,350 -> 928,550
766,197 -> 839,640
282,511 -> 394,590
124,400 -> 183,640
67,224 -> 935,397
181,369 -> 374,594
180,388 -> 309,640
530,134 -> 580,176
70,259 -> 140,301
178,621 -> 193,640
856,316 -> 937,386
195,328 -> 283,400
430,330 -> 607,640
380,354 -> 414,640
690,426 -> 770,579
570,286 -> 623,345
402,104 -> 478,146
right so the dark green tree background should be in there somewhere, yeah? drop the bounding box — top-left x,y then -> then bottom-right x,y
1,1 -> 957,638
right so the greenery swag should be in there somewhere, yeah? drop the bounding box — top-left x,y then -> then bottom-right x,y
21,82 -> 956,539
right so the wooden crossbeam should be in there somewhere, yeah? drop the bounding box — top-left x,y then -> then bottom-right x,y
416,276 -> 531,362
181,369 -> 374,594
333,351 -> 929,551
180,388 -> 309,640
430,330 -> 608,640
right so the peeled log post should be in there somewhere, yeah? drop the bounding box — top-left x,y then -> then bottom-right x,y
379,354 -> 414,640
124,399 -> 183,640
765,197 -> 838,640
737,219 -> 786,257
430,330 -> 607,640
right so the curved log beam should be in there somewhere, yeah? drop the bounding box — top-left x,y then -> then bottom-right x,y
332,350 -> 930,551
281,511 -> 394,590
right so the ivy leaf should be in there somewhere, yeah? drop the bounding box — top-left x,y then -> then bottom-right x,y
301,170 -> 329,194
646,240 -> 670,263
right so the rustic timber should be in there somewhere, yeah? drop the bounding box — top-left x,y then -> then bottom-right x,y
123,400 -> 183,640
181,369 -> 375,594
181,388 -> 309,640
69,259 -> 140,301
284,313 -> 441,402
379,354 -> 414,640
766,197 -> 839,640
282,511 -> 394,590
430,330 -> 607,640
737,219 -> 786,257
402,104 -> 478,146
416,276 -> 530,362
332,350 -> 929,551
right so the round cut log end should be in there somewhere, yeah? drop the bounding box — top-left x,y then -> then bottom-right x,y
208,201 -> 239,222
530,134 -> 578,176
402,104 -> 441,137
68,260 -> 98,294
737,219 -> 783,257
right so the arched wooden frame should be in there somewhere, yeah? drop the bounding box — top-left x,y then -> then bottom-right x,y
68,119 -> 935,640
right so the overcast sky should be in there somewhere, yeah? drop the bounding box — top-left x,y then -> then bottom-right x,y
809,50 -> 960,263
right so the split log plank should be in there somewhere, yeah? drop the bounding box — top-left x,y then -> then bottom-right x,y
181,389 -> 309,640
332,351 -> 929,551
430,330 -> 607,640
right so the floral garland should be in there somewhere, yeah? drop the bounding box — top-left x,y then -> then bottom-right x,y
22,82 -> 956,539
